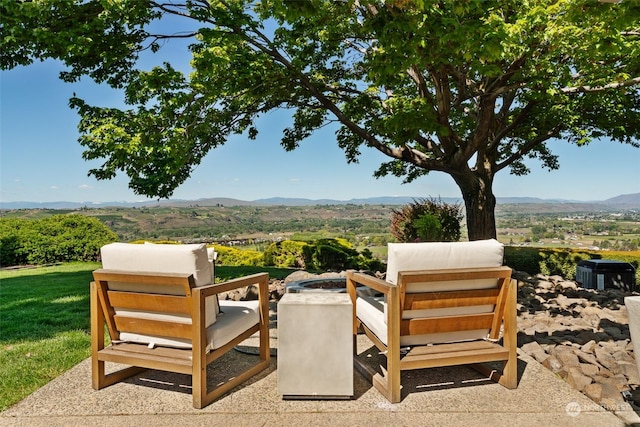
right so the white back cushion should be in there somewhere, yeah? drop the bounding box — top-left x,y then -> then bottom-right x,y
100,242 -> 218,328
362,239 -> 505,345
386,239 -> 504,286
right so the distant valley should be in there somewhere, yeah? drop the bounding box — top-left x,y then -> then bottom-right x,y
2,194 -> 639,250
2,193 -> 639,211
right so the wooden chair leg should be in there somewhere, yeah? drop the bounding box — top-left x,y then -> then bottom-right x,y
387,345 -> 402,403
368,343 -> 402,403
91,281 -> 144,389
90,281 -> 104,390
499,355 -> 518,389
192,298 -> 271,409
500,279 -> 518,389
94,363 -> 145,389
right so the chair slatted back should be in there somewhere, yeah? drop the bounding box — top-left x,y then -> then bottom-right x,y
397,266 -> 513,341
92,269 -> 196,342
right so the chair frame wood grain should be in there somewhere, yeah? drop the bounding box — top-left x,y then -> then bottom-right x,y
347,266 -> 517,403
91,270 -> 270,409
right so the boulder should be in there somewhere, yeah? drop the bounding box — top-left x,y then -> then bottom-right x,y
566,367 -> 592,391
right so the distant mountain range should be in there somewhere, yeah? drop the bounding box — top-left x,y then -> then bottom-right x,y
1,193 -> 639,210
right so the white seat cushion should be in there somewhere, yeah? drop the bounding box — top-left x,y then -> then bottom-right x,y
356,295 -> 490,347
119,300 -> 260,352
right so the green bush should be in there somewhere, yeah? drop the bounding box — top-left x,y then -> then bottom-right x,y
0,215 -> 118,266
0,234 -> 21,266
355,247 -> 386,272
213,245 -> 264,266
264,240 -> 308,268
390,198 -> 463,243
263,238 -> 383,272
303,238 -> 358,271
503,246 -> 539,274
599,250 -> 640,270
314,243 -> 354,271
503,246 -> 640,281
413,213 -> 443,242
538,249 -> 593,278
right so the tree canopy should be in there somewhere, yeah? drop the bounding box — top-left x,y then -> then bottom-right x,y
2,0 -> 639,239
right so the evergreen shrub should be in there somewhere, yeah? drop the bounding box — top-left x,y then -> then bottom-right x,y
390,198 -> 463,242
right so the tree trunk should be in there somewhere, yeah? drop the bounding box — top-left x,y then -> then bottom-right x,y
452,171 -> 497,241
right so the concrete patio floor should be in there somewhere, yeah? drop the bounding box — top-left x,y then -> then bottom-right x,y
2,326 -> 640,427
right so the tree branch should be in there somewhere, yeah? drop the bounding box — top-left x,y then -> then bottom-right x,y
495,125 -> 562,173
561,76 -> 640,94
148,32 -> 199,40
492,100 -> 537,148
414,134 -> 444,158
407,65 -> 432,102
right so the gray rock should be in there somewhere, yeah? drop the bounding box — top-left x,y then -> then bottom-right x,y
618,362 -> 640,386
552,348 -> 580,368
521,341 -> 548,363
583,383 -> 604,403
557,280 -> 578,291
579,362 -> 600,379
542,355 -> 564,374
581,339 -> 598,354
574,349 -> 601,367
283,270 -> 315,283
566,366 -> 592,391
595,347 -> 620,372
511,270 -> 636,417
584,379 -> 624,408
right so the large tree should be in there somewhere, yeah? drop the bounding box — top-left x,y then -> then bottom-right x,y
2,0 -> 639,239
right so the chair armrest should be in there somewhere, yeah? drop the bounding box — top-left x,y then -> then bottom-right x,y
396,266 -> 512,285
347,270 -> 401,347
197,273 -> 269,299
346,270 -> 395,295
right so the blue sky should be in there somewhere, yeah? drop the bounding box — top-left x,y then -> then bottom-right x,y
1,58 -> 638,204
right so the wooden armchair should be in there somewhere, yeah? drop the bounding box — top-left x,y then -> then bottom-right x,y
91,243 -> 270,409
346,239 -> 517,403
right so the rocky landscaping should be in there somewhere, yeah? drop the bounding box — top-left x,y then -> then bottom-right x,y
514,271 -> 639,412
221,269 -> 640,416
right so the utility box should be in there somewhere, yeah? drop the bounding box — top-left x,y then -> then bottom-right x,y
576,260 -> 636,292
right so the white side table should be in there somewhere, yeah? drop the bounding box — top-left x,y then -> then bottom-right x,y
277,292 -> 353,398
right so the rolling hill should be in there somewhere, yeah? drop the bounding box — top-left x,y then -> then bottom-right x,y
1,193 -> 639,210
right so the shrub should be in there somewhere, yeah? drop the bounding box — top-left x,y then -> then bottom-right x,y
413,213 -> 442,242
264,240 -> 309,268
304,238 -> 358,271
213,245 -> 264,266
355,247 -> 385,273
538,249 -> 593,279
263,238 -> 383,272
314,243 -> 354,271
390,198 -> 463,242
0,215 -> 118,266
502,246 -> 639,280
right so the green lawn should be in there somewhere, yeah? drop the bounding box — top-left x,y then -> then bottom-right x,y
0,262 -> 99,411
0,262 -> 297,411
